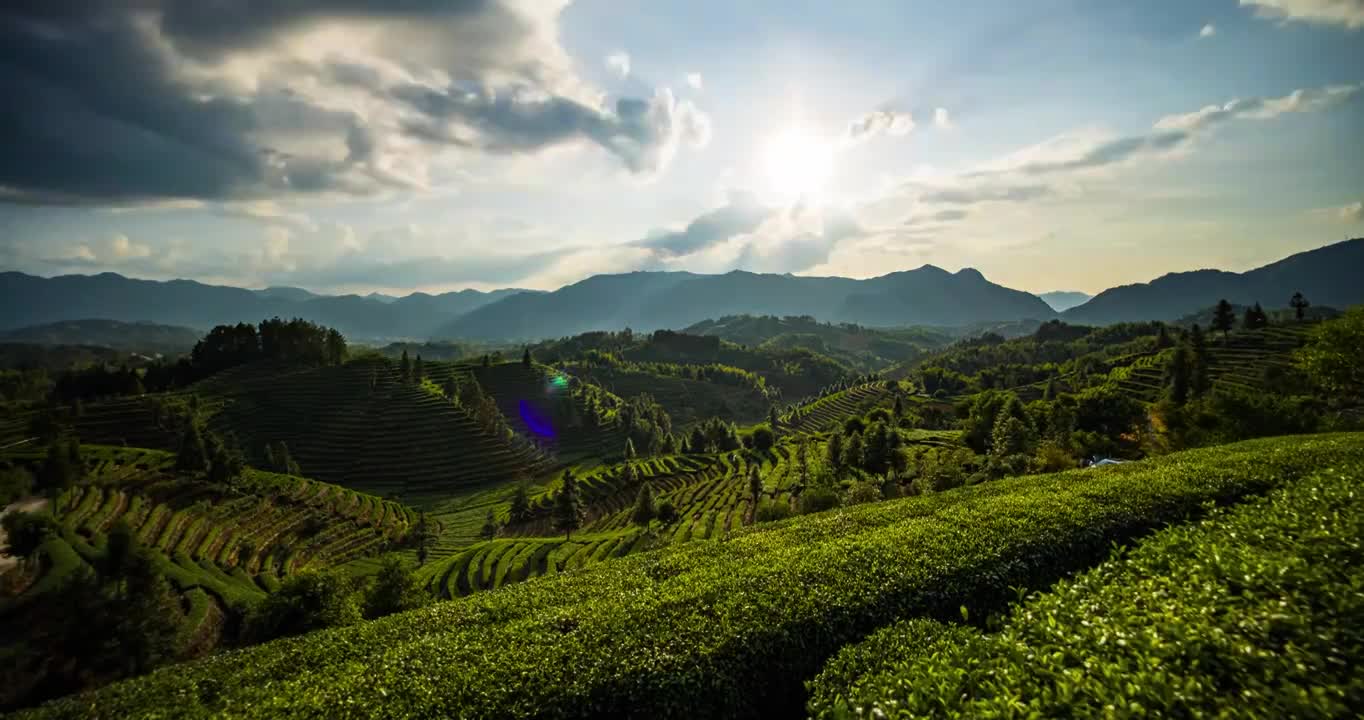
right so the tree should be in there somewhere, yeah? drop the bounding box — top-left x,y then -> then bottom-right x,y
1,511 -> 57,563
1164,342 -> 1192,405
990,412 -> 1034,460
747,465 -> 763,522
399,350 -> 412,383
1290,291 -> 1310,322
1189,324 -> 1211,398
751,424 -> 775,451
1297,306 -> 1364,398
825,432 -> 845,470
631,482 -> 656,525
364,555 -> 429,619
655,498 -> 677,524
768,406 -> 781,436
1242,302 -> 1268,330
413,355 -> 425,383
507,484 -> 531,524
522,347 -> 532,368
553,469 -> 583,539
480,510 -> 499,540
844,432 -> 866,473
410,513 -> 437,565
38,441 -> 78,494
1212,299 -> 1235,341
1154,324 -> 1173,349
892,394 -> 904,419
624,437 -> 637,462
243,571 -> 361,643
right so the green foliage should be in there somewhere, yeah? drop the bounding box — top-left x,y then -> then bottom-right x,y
842,481 -> 881,506
36,440 -> 81,494
1,510 -> 58,561
1212,298 -> 1236,338
174,421 -> 208,473
1296,306 -> 1364,398
797,485 -> 841,515
242,571 -> 361,644
810,460 -> 1364,719
1241,301 -> 1269,330
0,464 -> 35,506
479,510 -> 499,540
654,497 -> 677,524
553,469 -> 583,538
631,482 -> 656,526
20,435 -> 1364,720
364,556 -> 429,620
753,499 -> 794,523
507,484 -> 531,525
1290,291 -> 1310,321
750,424 -> 775,451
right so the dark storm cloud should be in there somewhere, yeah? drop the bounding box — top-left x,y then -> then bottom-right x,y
0,1 -> 711,205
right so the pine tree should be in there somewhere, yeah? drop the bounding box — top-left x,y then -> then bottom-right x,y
480,510 -> 498,540
414,355 -> 425,383
1212,299 -> 1235,341
1164,342 -> 1191,405
892,394 -> 904,419
748,465 -> 762,522
553,469 -> 583,539
631,482 -> 655,525
845,432 -> 866,472
1290,291 -> 1310,322
175,421 -> 208,472
399,350 -> 411,383
522,347 -> 532,368
826,432 -> 844,470
990,413 -> 1032,459
508,484 -> 530,524
1154,324 -> 1172,349
1189,324 -> 1211,397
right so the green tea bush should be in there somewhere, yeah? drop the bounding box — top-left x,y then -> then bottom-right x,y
19,434 -> 1364,720
810,459 -> 1364,718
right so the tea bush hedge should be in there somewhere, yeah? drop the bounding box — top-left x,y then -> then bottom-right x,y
20,434 -> 1364,720
809,458 -> 1364,718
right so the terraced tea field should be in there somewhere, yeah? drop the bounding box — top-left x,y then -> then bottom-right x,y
781,383 -> 894,436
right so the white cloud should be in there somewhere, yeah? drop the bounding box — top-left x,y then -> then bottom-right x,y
606,51 -> 631,77
845,110 -> 915,143
1240,0 -> 1364,29
110,234 -> 153,259
1335,200 -> 1363,222
1154,83 -> 1362,132
933,107 -> 953,129
1200,23 -> 1218,37
686,73 -> 704,90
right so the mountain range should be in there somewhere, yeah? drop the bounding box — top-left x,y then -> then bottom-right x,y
1,238 -> 1358,342
1039,291 -> 1093,312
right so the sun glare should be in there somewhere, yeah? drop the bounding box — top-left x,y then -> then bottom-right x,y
760,128 -> 835,203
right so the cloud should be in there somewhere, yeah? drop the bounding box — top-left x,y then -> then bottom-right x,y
686,73 -> 704,90
1240,0 -> 1364,29
1154,83 -> 1362,132
634,194 -> 771,256
110,234 -> 152,259
0,2 -> 711,206
605,51 -> 631,77
1200,23 -> 1218,37
845,111 -> 915,143
1323,200 -> 1364,222
933,108 -> 953,129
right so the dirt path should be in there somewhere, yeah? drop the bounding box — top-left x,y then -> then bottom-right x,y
0,497 -> 51,573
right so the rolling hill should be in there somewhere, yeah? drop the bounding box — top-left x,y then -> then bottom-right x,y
439,266 -> 1056,340
0,272 -> 528,340
1063,238 -> 1364,325
0,319 -> 201,355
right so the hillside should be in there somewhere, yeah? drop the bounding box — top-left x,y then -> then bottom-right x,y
15,434 -> 1363,719
1063,238 -> 1364,325
0,319 -> 200,355
440,266 -> 1055,340
683,315 -> 953,371
0,272 -> 528,340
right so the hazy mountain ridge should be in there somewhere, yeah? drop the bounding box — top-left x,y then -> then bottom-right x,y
440,266 -> 1057,340
1062,239 -> 1364,325
0,319 -> 201,354
0,272 -> 530,340
1039,291 -> 1093,312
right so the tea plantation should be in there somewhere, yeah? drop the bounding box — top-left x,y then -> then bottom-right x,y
17,433 -> 1364,719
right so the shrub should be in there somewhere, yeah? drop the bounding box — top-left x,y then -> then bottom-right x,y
810,459 -> 1364,718
841,482 -> 881,506
753,499 -> 794,523
241,571 -> 361,644
797,486 -> 840,514
654,498 -> 677,524
20,434 -> 1364,720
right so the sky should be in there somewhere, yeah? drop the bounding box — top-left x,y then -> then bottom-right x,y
1,0 -> 1361,297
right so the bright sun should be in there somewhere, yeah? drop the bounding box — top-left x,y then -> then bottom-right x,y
760,128 -> 835,203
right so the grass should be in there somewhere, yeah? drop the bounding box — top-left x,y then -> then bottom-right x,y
17,433 -> 1363,720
